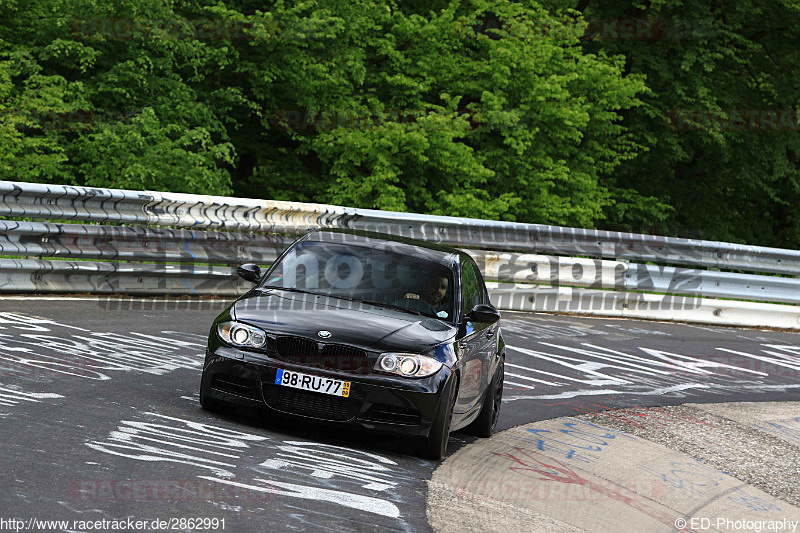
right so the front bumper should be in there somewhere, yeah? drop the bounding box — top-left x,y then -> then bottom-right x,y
200,347 -> 453,437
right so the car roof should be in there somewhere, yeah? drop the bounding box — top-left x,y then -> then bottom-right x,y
300,228 -> 466,269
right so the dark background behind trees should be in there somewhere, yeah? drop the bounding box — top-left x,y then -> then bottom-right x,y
2,0 -> 798,247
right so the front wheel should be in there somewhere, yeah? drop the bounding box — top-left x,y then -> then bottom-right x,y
418,377 -> 457,460
465,358 -> 504,437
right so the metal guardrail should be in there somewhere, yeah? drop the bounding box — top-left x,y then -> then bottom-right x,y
486,284 -> 800,329
0,220 -> 291,264
0,258 -> 245,294
1,180 -> 799,328
4,181 -> 800,274
470,251 -> 800,304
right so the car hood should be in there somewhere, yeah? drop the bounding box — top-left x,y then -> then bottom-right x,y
232,290 -> 457,353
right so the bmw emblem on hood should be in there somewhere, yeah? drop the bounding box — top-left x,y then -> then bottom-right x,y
317,330 -> 331,339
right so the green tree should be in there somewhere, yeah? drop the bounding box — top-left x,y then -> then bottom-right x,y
0,0 -> 236,195
560,0 -> 800,245
227,0 -> 658,227
1,0 -> 668,232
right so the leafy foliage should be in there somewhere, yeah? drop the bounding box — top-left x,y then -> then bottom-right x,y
1,0 -> 797,246
559,0 -> 800,245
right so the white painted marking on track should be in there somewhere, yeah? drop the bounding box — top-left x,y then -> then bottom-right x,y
504,383 -> 711,401
504,381 -> 536,390
197,476 -> 401,518
86,412 -> 271,478
733,384 -> 800,391
0,316 -> 206,383
505,372 -> 557,385
0,387 -> 64,406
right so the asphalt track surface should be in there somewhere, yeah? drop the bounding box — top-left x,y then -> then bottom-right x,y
0,298 -> 798,532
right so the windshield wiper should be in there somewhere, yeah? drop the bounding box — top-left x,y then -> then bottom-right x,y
257,288 -> 425,317
345,297 -> 424,316
257,286 -> 327,298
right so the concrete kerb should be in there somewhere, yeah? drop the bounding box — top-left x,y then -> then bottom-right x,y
428,402 -> 800,533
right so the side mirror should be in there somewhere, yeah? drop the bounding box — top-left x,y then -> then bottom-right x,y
236,263 -> 262,284
466,304 -> 501,324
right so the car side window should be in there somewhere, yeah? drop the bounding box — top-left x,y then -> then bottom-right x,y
461,261 -> 481,318
473,264 -> 489,306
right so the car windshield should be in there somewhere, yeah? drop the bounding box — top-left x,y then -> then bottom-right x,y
261,240 -> 456,322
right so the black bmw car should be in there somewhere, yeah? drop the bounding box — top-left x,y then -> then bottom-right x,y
199,229 -> 504,459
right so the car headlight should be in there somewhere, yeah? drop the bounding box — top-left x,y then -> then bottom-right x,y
375,353 -> 443,378
217,321 -> 267,349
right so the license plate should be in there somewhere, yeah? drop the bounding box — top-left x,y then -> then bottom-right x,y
274,369 -> 351,398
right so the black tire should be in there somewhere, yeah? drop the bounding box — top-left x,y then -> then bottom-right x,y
418,377 -> 457,460
465,358 -> 504,438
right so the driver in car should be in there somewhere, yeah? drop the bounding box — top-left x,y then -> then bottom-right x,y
404,274 -> 450,318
